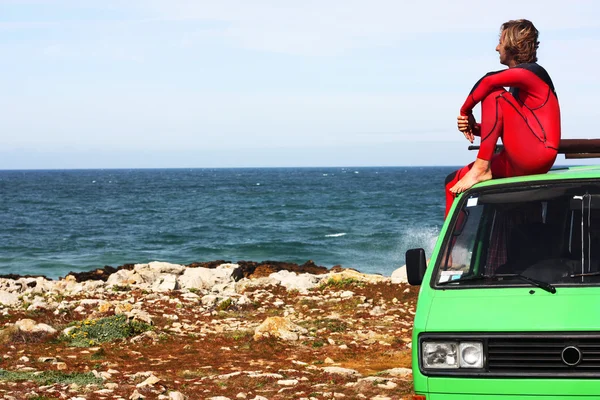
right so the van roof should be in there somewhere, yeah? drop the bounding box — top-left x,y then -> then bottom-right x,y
465,139 -> 600,190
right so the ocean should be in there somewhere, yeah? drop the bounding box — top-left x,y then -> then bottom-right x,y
0,167 -> 454,279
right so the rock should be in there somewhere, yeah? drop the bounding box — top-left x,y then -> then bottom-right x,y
234,277 -> 278,293
201,294 -> 219,307
391,266 -> 408,284
214,282 -> 239,296
277,379 -> 298,386
181,292 -> 200,300
253,317 -> 308,341
142,261 -> 186,275
321,367 -> 361,376
136,374 -> 160,387
186,260 -> 230,269
129,390 -> 145,399
0,292 -> 19,306
247,373 -> 283,379
65,265 -> 122,282
324,269 -> 387,284
151,274 -> 179,292
379,367 -> 412,377
14,319 -> 57,335
369,306 -> 386,316
232,260 -> 328,280
54,362 -> 67,370
168,392 -> 186,400
62,327 -> 78,339
178,264 -> 236,290
127,310 -> 153,325
106,269 -> 140,287
98,301 -> 113,313
114,303 -> 134,314
129,264 -> 175,288
377,381 -> 397,389
268,270 -> 321,293
100,371 -> 112,380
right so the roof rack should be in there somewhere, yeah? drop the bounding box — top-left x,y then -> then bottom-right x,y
468,139 -> 600,159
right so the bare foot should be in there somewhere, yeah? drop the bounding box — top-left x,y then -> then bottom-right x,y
450,158 -> 492,194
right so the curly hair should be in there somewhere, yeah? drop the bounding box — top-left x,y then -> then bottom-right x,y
500,19 -> 539,64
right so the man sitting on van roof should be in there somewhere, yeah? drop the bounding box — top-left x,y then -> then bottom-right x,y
444,19 -> 561,218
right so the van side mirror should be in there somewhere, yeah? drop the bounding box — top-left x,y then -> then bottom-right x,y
406,248 -> 427,286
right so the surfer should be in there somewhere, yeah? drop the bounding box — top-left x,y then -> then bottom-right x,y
444,19 -> 561,217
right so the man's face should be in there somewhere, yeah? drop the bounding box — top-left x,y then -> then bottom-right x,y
495,31 -> 511,66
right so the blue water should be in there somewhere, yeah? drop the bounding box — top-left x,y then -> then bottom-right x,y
0,167 -> 453,279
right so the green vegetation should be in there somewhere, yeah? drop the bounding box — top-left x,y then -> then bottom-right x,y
318,318 -> 348,332
216,298 -> 233,311
300,318 -> 348,334
0,369 -> 102,386
28,396 -> 60,400
225,329 -> 254,341
111,284 -> 132,292
319,277 -> 364,290
63,314 -> 152,347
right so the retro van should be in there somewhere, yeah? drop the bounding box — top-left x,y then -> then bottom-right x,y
406,140 -> 600,399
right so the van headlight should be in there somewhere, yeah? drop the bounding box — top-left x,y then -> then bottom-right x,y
422,341 -> 483,369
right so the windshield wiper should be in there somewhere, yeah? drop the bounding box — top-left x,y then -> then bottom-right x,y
438,273 -> 556,294
569,271 -> 600,278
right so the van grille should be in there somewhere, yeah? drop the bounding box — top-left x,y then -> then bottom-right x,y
487,334 -> 600,376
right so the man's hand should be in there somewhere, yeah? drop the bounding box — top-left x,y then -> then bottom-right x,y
457,114 -> 476,143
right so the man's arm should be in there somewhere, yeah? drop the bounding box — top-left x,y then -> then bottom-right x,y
460,67 -> 545,116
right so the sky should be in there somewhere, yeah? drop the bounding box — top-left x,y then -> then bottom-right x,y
1,0 -> 600,169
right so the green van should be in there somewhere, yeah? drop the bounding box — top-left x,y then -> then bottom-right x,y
406,140 -> 600,399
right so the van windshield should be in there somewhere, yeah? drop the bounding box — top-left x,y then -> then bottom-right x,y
434,182 -> 600,288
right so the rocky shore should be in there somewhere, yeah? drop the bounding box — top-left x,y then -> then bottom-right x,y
0,261 -> 416,400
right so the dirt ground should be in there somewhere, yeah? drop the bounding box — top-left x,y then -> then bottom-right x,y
0,277 -> 418,400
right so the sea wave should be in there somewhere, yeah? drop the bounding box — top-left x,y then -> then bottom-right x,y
397,225 -> 440,256
325,233 -> 347,237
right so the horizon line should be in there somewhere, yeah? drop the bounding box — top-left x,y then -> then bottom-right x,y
0,164 -> 585,172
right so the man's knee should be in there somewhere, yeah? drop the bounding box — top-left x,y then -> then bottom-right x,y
481,88 -> 507,104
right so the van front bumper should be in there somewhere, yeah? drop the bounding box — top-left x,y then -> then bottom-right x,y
420,377 -> 600,398
426,395 -> 600,400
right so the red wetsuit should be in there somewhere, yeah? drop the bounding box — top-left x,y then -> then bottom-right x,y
444,63 -> 561,217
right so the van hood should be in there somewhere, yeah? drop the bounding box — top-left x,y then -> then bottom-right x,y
425,287 -> 600,332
